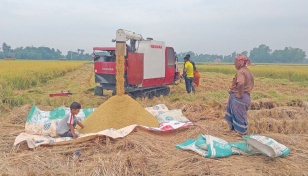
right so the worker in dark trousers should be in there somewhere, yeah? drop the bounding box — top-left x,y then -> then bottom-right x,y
182,56 -> 195,94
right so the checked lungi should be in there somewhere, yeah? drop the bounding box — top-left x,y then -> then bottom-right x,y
225,92 -> 251,134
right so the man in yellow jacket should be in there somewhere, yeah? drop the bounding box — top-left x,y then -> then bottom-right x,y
183,56 -> 195,94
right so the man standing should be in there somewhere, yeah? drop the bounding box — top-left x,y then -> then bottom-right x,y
185,54 -> 197,71
225,54 -> 254,135
183,56 -> 195,94
186,54 -> 200,87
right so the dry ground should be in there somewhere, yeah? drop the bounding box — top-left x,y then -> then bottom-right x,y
0,63 -> 308,176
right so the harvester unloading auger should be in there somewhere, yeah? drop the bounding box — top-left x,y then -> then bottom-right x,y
93,29 -> 181,98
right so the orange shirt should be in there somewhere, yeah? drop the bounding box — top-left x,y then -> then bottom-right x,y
229,67 -> 254,94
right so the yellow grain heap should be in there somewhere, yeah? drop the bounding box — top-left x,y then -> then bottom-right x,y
78,95 -> 160,134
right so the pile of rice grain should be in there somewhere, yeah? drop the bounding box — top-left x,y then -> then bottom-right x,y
78,95 -> 159,134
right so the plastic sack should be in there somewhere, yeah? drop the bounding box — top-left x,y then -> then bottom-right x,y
243,134 -> 290,157
176,135 -> 233,158
155,109 -> 189,123
230,142 -> 261,155
176,138 -> 208,157
195,135 -> 233,158
145,104 -> 169,117
25,105 -> 95,137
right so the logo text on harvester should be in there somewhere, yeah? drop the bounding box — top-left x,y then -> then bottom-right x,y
102,68 -> 114,71
150,45 -> 162,49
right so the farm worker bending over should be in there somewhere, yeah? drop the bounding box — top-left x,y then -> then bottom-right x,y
225,54 -> 254,135
56,102 -> 85,139
182,56 -> 195,94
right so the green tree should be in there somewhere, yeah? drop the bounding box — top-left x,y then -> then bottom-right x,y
0,52 -> 4,59
241,51 -> 248,56
271,47 -> 306,63
1,43 -> 15,58
223,52 -> 237,62
13,46 -> 63,60
2,43 -> 11,53
65,50 -> 91,60
249,44 -> 272,63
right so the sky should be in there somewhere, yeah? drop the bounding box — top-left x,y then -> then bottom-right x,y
1,0 -> 307,56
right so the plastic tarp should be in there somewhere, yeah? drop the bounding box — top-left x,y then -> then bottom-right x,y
14,104 -> 194,148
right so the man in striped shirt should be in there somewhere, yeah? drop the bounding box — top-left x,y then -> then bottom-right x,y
56,102 -> 84,139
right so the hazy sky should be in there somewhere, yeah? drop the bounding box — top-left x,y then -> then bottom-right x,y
1,0 -> 307,56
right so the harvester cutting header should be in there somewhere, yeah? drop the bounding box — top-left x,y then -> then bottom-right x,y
93,29 -> 180,98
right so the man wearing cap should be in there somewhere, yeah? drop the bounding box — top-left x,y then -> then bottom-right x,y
225,54 -> 254,135
182,56 -> 195,94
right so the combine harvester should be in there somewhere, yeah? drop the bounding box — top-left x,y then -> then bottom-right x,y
93,29 -> 180,98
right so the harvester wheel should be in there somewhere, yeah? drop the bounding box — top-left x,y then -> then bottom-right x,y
155,90 -> 161,97
148,92 -> 154,99
129,92 -> 141,99
163,87 -> 170,96
94,86 -> 103,96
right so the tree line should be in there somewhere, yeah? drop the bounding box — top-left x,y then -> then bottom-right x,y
1,42 -> 307,63
0,43 -> 92,60
177,44 -> 307,63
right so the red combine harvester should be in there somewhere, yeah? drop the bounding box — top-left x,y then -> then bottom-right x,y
93,29 -> 180,98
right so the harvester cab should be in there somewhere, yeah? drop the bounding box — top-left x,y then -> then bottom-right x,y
93,29 -> 181,98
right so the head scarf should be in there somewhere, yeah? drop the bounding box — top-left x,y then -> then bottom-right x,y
235,54 -> 252,66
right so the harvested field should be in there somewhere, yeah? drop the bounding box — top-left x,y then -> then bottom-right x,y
1,63 -> 308,175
